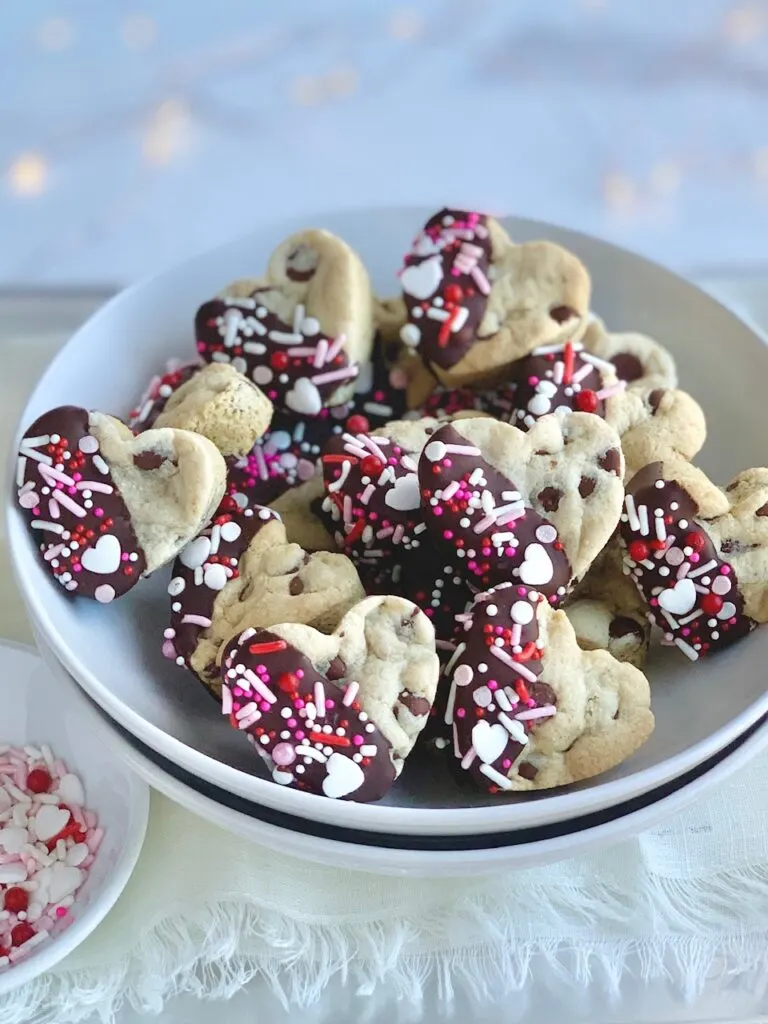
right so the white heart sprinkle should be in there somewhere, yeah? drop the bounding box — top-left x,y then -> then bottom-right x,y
322,753 -> 365,799
718,601 -> 737,620
180,535 -> 211,570
66,843 -> 89,867
657,577 -> 697,616
94,584 -> 116,604
219,521 -> 242,543
518,543 -> 554,587
285,377 -> 323,416
33,805 -> 70,842
80,533 -> 121,575
400,255 -> 443,300
252,365 -> 273,386
471,720 -> 508,765
57,772 -> 85,806
399,323 -> 421,348
0,826 -> 29,854
385,473 -> 420,512
424,440 -> 446,463
712,575 -> 732,595
46,863 -> 83,904
204,563 -> 229,591
511,600 -> 534,625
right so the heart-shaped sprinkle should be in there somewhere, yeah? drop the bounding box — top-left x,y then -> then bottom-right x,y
517,543 -> 555,587
471,720 -> 509,764
80,533 -> 122,575
33,805 -> 70,843
56,772 -> 85,806
46,863 -> 83,904
180,536 -> 212,570
657,578 -> 697,616
0,826 -> 29,854
322,754 -> 366,799
384,472 -> 420,512
285,377 -> 323,417
400,255 -> 443,301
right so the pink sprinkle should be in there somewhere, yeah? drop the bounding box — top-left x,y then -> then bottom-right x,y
256,664 -> 266,673
353,735 -> 364,746
433,507 -> 443,516
55,907 -> 68,919
444,458 -> 452,468
517,587 -> 527,596
721,565 -> 731,575
689,552 -> 700,564
287,718 -> 297,727
456,708 -> 466,718
94,508 -> 104,517
682,628 -> 691,636
259,701 -> 270,712
296,669 -> 304,679
233,687 -> 243,697
121,553 -> 129,562
295,730 -> 305,740
443,530 -> 453,540
326,700 -> 335,709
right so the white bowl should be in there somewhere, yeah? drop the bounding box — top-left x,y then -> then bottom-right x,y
8,207 -> 768,837
0,641 -> 149,997
36,634 -> 768,877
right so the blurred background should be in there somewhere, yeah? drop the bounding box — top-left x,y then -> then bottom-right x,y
4,0 -> 768,286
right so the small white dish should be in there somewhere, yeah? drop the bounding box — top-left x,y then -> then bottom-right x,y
37,635 -> 768,877
9,207 -> 768,836
0,641 -> 149,997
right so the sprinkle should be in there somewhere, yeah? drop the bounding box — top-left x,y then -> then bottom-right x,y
342,682 -> 359,706
243,670 -> 277,704
444,679 -> 458,726
443,642 -> 466,677
498,713 -> 528,744
310,365 -> 359,386
579,351 -> 614,373
562,342 -> 575,385
92,455 -> 109,475
460,747 -> 476,769
688,559 -> 718,579
247,639 -> 287,655
624,494 -> 640,532
181,614 -> 212,627
268,330 -> 303,344
674,638 -> 699,661
478,764 -> 514,790
637,504 -> 650,537
595,381 -> 627,401
515,705 -> 557,721
31,521 -> 64,534
489,644 -> 538,683
314,682 -> 326,718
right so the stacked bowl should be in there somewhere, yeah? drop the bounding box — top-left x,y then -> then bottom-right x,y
8,209 -> 768,875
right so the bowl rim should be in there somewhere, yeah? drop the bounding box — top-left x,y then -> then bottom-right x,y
7,205 -> 768,836
0,640 -> 150,997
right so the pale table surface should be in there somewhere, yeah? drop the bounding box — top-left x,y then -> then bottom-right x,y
2,281 -> 768,1024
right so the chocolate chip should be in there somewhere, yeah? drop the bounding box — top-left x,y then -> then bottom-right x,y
517,762 -> 538,780
285,244 -> 319,282
327,656 -> 346,680
549,305 -> 577,325
398,690 -> 432,717
537,487 -> 562,512
598,447 -> 621,476
578,476 -> 596,498
289,576 -> 304,596
725,481 -> 739,493
535,449 -> 549,456
611,353 -> 644,383
133,450 -> 165,471
757,504 -> 768,517
648,389 -> 666,414
609,615 -> 643,640
721,538 -> 757,554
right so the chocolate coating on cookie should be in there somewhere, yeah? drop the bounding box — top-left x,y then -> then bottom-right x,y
446,585 -> 557,793
164,503 -> 280,668
418,423 -> 571,596
16,405 -> 147,602
221,629 -> 396,802
399,209 -> 493,371
129,362 -> 200,430
196,296 -> 359,415
620,462 -> 754,659
509,342 -> 613,429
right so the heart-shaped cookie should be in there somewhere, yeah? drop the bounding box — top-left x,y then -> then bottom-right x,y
15,405 -> 226,601
506,340 -> 706,479
220,594 -> 440,801
417,413 -> 625,596
152,362 -> 273,459
165,503 -> 365,695
565,540 -> 650,667
196,229 -> 375,415
444,582 -> 654,792
619,457 -> 768,659
398,208 -> 591,389
317,418 -> 435,563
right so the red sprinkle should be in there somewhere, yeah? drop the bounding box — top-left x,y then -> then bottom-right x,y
562,341 -> 575,385
346,414 -> 370,434
700,593 -> 724,615
26,767 -> 52,793
575,389 -> 598,413
308,732 -> 351,748
10,923 -> 35,947
3,887 -> 29,913
628,540 -> 649,562
248,639 -> 288,655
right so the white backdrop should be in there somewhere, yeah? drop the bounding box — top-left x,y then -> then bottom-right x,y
3,0 -> 768,284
